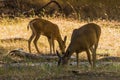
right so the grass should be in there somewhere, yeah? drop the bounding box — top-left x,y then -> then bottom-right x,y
0,63 -> 73,79
0,62 -> 120,80
0,17 -> 120,55
0,16 -> 120,79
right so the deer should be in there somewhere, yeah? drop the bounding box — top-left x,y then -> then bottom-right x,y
27,18 -> 67,54
57,23 -> 101,68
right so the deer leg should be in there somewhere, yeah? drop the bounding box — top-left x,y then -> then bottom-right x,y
50,35 -> 55,54
52,39 -> 55,54
28,33 -> 35,53
76,53 -> 79,67
48,38 -> 52,54
90,45 -> 97,68
33,34 -> 40,53
86,49 -> 92,67
90,46 -> 94,53
92,50 -> 96,68
92,43 -> 98,68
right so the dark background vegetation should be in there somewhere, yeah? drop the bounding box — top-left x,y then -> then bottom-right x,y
0,0 -> 120,21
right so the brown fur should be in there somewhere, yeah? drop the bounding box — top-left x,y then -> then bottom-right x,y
57,23 -> 101,68
28,18 -> 67,54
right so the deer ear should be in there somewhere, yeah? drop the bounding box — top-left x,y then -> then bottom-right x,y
64,36 -> 67,44
56,50 -> 61,58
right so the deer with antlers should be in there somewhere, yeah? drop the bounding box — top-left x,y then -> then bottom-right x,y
57,23 -> 101,68
27,18 -> 67,54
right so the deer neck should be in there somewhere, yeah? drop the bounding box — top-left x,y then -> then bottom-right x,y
64,44 -> 75,59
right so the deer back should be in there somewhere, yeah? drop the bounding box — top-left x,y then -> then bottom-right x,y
29,18 -> 61,39
67,23 -> 101,53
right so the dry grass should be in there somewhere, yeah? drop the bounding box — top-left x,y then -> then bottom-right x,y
0,17 -> 120,57
0,17 -> 120,80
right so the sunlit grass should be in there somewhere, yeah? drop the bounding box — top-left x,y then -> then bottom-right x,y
0,17 -> 120,56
